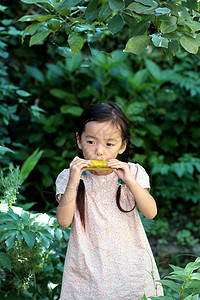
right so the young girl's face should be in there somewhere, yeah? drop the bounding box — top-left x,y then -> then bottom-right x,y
76,120 -> 127,174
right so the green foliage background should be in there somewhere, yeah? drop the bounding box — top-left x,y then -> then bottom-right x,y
0,1 -> 200,298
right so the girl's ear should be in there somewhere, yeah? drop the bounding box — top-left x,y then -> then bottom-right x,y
76,132 -> 82,149
118,140 -> 127,155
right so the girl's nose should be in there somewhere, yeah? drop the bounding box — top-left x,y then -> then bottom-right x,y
96,144 -> 103,156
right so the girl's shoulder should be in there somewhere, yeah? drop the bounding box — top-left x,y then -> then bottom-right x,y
128,162 -> 150,189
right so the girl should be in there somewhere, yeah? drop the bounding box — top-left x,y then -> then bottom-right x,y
56,102 -> 164,299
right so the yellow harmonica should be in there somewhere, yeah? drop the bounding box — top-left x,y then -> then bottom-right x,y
86,160 -> 111,170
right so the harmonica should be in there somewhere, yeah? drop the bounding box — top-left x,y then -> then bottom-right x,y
86,160 -> 111,170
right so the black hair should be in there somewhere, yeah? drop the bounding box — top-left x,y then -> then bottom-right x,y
76,102 -> 135,228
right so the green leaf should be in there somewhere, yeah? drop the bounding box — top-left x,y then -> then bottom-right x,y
185,20 -> 200,32
0,146 -> 14,153
29,28 -> 52,46
145,59 -> 161,80
164,40 -> 179,59
0,252 -> 12,271
172,162 -> 185,177
57,46 -> 73,58
109,0 -> 125,11
108,15 -> 124,34
131,20 -> 150,36
60,105 -> 84,116
16,90 -> 31,97
25,65 -> 44,82
99,3 -> 112,22
190,273 -> 200,280
151,33 -> 169,48
20,148 -> 43,182
21,230 -> 35,249
55,228 -> 63,240
5,234 -> 16,250
57,0 -> 82,10
22,22 -> 42,43
165,3 -> 191,22
123,35 -> 151,54
127,2 -> 153,13
157,279 -> 182,293
18,14 -> 42,22
65,51 -> 82,73
68,34 -> 84,56
180,36 -> 199,54
155,7 -> 171,15
160,21 -> 177,34
0,5 -> 8,12
146,124 -> 162,136
0,224 -> 18,231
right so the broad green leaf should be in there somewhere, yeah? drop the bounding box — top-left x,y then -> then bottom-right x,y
150,297 -> 172,300
151,34 -> 169,48
160,21 -> 177,34
18,14 -> 42,22
22,22 -> 42,43
65,51 -> 82,72
5,234 -> 16,250
38,232 -> 51,249
184,20 -> 200,32
134,0 -> 156,6
165,3 -> 191,22
20,148 -> 43,182
126,102 -> 147,115
99,3 -> 112,22
184,296 -> 199,300
60,105 -> 84,116
29,28 -> 52,46
190,273 -> 200,280
21,230 -> 35,249
25,65 -> 44,82
164,40 -> 179,59
155,7 -> 171,15
108,15 -> 124,34
16,90 -> 31,97
57,0 -> 82,10
57,46 -> 73,58
55,228 -> 63,240
131,20 -> 150,36
0,224 -> 18,231
180,36 -> 199,54
172,162 -> 185,177
0,252 -> 11,271
109,0 -> 125,11
0,5 -> 8,11
123,35 -> 151,54
0,231 -> 18,243
68,34 -> 84,56
127,2 -> 153,13
145,59 -> 161,80
146,124 -> 162,136
157,279 -> 182,293
85,0 -> 98,15
0,146 -> 14,153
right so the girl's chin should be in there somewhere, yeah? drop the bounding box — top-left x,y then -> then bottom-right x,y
89,169 -> 113,176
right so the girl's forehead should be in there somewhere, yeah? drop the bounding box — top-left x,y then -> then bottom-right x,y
83,121 -> 122,138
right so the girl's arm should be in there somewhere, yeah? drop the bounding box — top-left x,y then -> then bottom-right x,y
125,179 -> 157,219
56,157 -> 90,228
108,159 -> 157,219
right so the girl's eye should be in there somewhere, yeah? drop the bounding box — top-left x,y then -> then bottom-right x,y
87,141 -> 94,144
107,143 -> 114,147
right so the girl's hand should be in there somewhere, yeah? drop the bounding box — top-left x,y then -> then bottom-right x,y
107,159 -> 134,184
68,156 -> 91,188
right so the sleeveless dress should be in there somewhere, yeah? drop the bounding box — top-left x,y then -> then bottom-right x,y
56,162 -> 164,299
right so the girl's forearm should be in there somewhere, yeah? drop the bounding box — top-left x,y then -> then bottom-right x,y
56,185 -> 77,228
126,179 -> 157,219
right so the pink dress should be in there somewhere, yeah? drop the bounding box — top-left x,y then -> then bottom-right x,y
56,162 -> 163,299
